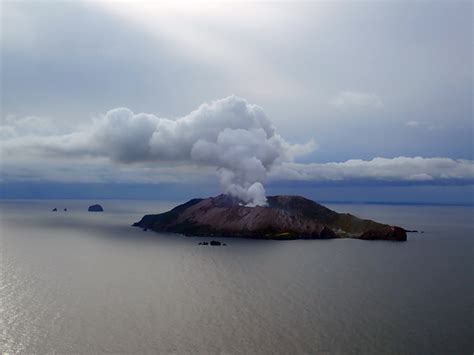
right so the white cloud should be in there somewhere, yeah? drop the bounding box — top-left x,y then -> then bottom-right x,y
0,96 -> 316,205
270,157 -> 474,183
0,115 -> 65,139
329,90 -> 384,111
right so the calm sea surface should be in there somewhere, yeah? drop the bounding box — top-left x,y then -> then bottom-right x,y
0,199 -> 472,354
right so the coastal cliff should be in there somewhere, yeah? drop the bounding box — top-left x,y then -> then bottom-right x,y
133,195 -> 407,241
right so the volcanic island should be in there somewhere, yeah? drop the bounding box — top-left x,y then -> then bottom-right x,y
133,194 -> 407,241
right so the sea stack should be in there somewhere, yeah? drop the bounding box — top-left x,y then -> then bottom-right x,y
133,194 -> 407,241
88,204 -> 104,212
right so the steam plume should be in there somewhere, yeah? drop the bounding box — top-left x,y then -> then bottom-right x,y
2,96 -> 316,206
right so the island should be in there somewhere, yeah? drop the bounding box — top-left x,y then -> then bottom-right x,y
133,194 -> 407,241
88,204 -> 104,212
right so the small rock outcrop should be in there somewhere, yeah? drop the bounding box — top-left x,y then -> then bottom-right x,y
88,204 -> 104,212
52,208 -> 57,212
133,194 -> 407,241
210,240 -> 221,246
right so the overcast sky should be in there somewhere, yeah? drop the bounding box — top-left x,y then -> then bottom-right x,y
1,1 -> 472,203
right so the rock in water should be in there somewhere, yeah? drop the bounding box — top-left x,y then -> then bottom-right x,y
133,194 -> 407,241
52,208 -> 57,212
88,204 -> 104,212
210,240 -> 221,246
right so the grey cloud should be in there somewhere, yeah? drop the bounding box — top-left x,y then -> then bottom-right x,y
0,158 -> 215,185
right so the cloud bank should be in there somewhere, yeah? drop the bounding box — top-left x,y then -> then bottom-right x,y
2,97 -> 473,201
1,96 -> 316,206
272,157 -> 474,184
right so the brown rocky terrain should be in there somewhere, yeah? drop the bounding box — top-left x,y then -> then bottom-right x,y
133,194 -> 407,241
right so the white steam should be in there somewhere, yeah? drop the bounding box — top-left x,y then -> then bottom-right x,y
1,96 -> 316,206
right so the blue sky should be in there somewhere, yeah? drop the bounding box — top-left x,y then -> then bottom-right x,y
1,1 -> 473,204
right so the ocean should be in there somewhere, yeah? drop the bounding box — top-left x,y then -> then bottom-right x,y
0,199 -> 472,354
